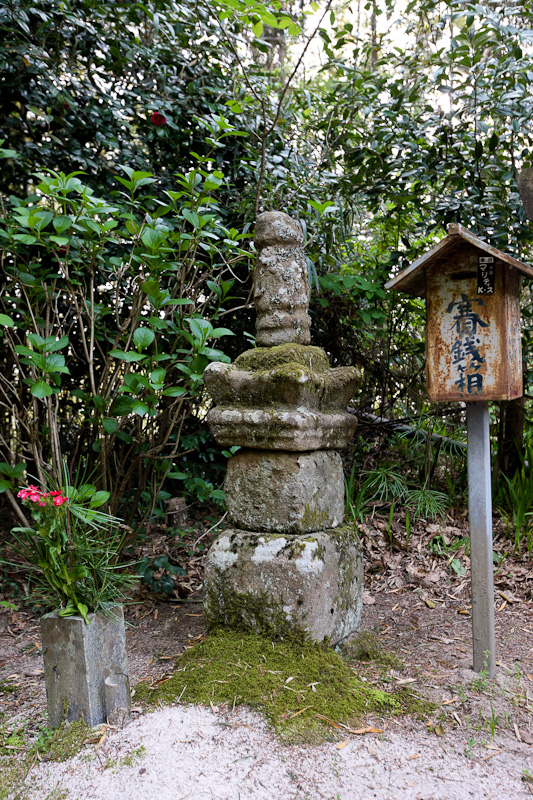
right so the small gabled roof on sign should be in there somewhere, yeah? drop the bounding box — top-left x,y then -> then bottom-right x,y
384,223 -> 533,297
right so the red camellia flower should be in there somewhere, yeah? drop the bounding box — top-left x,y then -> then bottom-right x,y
151,111 -> 167,126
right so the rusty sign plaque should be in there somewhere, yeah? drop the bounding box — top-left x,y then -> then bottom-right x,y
425,246 -> 522,402
385,224 -> 533,402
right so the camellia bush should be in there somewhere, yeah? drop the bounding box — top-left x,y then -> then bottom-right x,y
0,123 -> 251,529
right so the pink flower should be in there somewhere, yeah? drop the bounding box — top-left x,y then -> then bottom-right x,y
49,491 -> 62,497
28,485 -> 41,492
151,111 -> 167,126
29,493 -> 41,502
53,496 -> 68,506
17,489 -> 29,499
38,501 -> 46,507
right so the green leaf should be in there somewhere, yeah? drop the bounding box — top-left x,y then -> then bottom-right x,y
13,234 -> 37,244
182,208 -> 200,228
110,349 -> 145,362
188,317 -> 212,342
210,327 -> 235,339
133,327 -> 155,351
0,479 -> 12,493
132,400 -> 149,416
0,314 -> 14,327
43,335 -> 69,353
102,418 -> 118,434
168,470 -> 188,480
53,215 -> 73,234
110,396 -> 134,415
89,490 -> 110,508
150,367 -> 166,384
141,228 -> 166,250
162,386 -> 187,397
31,380 -> 55,398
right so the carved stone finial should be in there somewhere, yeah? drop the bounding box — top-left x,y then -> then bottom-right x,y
254,211 -> 311,347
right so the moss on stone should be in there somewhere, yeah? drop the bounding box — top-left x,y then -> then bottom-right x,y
235,342 -> 330,374
134,630 -> 434,744
205,583 -> 309,646
300,503 -> 332,531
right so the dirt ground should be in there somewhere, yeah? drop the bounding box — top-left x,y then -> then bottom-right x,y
1,512 -> 532,798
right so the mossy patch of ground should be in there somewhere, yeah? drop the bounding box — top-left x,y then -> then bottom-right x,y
39,719 -> 91,763
104,745 -> 146,771
339,630 -> 403,670
0,719 -> 91,799
135,630 -> 434,744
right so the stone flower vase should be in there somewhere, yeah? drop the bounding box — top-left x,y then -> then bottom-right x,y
40,605 -> 131,728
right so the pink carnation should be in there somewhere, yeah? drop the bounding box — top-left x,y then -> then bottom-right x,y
53,495 -> 68,506
29,493 -> 41,502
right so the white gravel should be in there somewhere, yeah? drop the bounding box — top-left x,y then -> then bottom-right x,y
18,704 -> 533,800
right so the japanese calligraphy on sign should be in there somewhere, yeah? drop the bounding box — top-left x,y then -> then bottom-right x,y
385,226 -> 527,404
424,251 -> 522,402
446,293 -> 488,395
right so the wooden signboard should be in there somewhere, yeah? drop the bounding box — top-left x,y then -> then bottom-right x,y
425,246 -> 522,402
385,223 -> 533,678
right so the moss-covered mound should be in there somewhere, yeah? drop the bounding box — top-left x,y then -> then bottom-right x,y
235,342 -> 330,373
135,631 -> 432,743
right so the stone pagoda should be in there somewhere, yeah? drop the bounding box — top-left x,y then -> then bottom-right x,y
203,211 -> 363,644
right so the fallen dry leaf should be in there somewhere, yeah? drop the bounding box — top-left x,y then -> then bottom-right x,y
407,754 -> 420,760
335,741 -> 347,750
518,729 -> 533,745
480,750 -> 503,760
95,732 -> 107,751
362,592 -> 375,605
424,598 -> 436,609
287,707 -> 312,719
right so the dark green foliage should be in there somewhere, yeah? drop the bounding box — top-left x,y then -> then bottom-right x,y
0,0 -> 245,196
136,555 -> 186,596
2,0 -> 533,543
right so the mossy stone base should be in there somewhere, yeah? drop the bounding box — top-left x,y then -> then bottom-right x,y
225,449 -> 345,533
204,526 -> 363,645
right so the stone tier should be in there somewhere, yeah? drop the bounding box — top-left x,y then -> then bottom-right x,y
225,449 -> 344,533
254,211 -> 311,346
206,406 -> 356,451
204,527 -> 363,645
204,342 -> 360,451
205,344 -> 359,411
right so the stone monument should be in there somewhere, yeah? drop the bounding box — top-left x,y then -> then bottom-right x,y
203,211 -> 363,644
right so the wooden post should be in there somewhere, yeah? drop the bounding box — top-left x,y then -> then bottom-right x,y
466,401 -> 496,677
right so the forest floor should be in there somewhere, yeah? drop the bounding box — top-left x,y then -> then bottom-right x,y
0,510 -> 532,799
